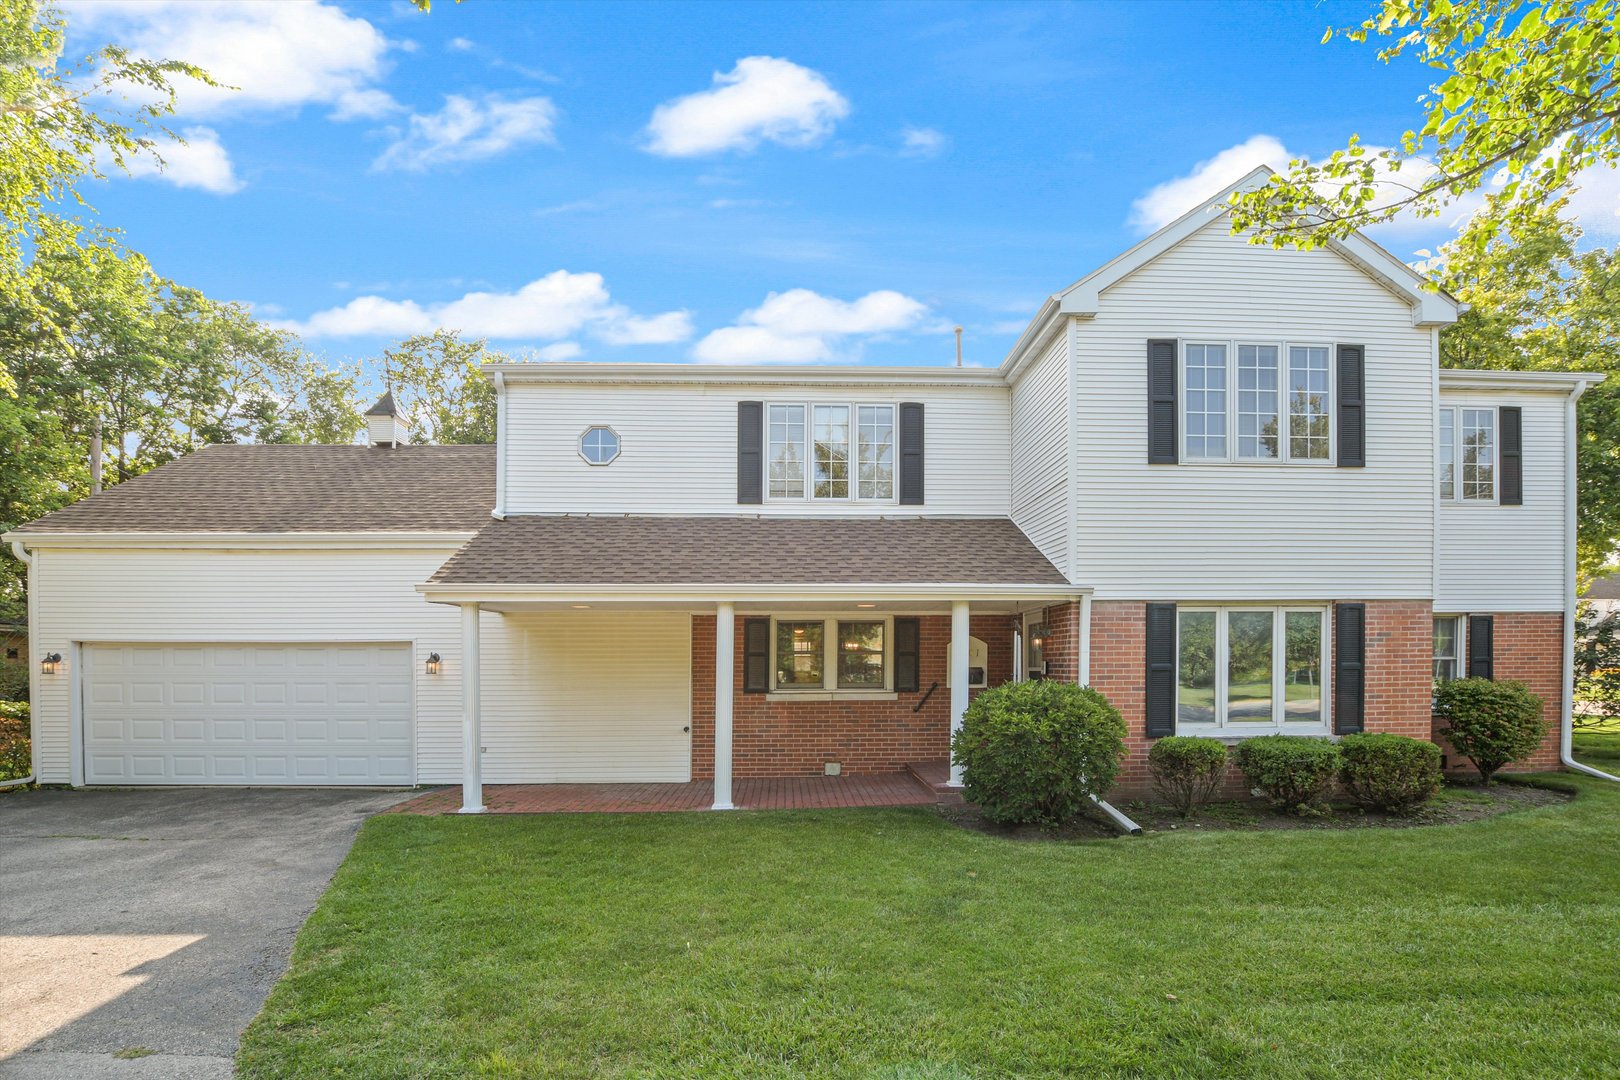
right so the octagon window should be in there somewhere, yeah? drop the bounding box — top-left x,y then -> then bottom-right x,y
579,426 -> 621,465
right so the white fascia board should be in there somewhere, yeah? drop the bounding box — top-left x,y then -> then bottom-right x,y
418,581 -> 1089,605
1440,370 -> 1606,393
3,531 -> 476,552
997,296 -> 1062,382
482,362 -> 1008,388
1324,231 -> 1461,327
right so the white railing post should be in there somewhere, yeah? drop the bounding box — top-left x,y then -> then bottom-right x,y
949,600 -> 970,787
459,602 -> 484,814
713,603 -> 735,810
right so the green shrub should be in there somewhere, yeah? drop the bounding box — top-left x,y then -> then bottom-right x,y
951,680 -> 1127,826
1338,733 -> 1442,812
0,700 -> 31,783
1435,677 -> 1547,782
1234,735 -> 1339,814
1148,736 -> 1228,818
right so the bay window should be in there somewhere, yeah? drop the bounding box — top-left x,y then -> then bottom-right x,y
1175,606 -> 1328,733
1183,341 -> 1332,463
768,402 -> 896,502
771,616 -> 891,692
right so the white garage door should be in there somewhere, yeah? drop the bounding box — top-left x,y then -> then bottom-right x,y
82,643 -> 413,785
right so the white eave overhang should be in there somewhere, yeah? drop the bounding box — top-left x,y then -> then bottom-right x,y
482,362 -> 1008,388
2,530 -> 478,551
417,581 -> 1088,605
1440,370 -> 1606,394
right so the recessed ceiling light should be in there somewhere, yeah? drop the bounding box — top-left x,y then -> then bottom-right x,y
856,603 -> 876,608
571,604 -> 590,609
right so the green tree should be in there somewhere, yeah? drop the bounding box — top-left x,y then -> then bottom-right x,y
1229,0 -> 1619,252
1430,197 -> 1620,577
0,0 -> 213,390
374,330 -> 500,444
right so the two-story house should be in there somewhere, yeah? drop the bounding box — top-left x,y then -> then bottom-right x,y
6,169 -> 1598,810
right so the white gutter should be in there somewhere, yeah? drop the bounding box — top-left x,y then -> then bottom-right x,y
1090,794 -> 1142,836
1562,378 -> 1619,783
2,540 -> 36,790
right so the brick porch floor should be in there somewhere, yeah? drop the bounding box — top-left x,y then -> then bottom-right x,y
387,771 -> 938,815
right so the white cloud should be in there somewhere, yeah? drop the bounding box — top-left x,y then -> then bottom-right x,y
286,271 -> 693,347
1566,164 -> 1620,239
1129,135 -> 1290,232
900,126 -> 947,158
535,342 -> 582,361
644,56 -> 849,157
447,36 -> 476,52
373,94 -> 559,171
692,288 -> 928,363
121,126 -> 242,194
64,0 -> 401,119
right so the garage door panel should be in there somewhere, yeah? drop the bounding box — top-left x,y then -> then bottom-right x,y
84,643 -> 413,785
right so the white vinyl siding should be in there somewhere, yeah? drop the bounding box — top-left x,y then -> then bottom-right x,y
477,611 -> 691,784
27,546 -> 465,786
81,643 -> 413,785
1008,331 -> 1072,579
503,381 -> 1011,516
1073,216 -> 1437,600
1436,391 -> 1567,611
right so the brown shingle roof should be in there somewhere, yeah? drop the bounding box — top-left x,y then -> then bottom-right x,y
15,444 -> 495,534
429,515 -> 1068,586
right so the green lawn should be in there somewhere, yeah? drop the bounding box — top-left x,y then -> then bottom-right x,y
240,778 -> 1620,1079
1573,717 -> 1620,772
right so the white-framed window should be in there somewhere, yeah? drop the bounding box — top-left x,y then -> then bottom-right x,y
1438,406 -> 1496,502
1175,606 -> 1329,734
767,402 -> 897,503
771,616 -> 891,691
1183,341 -> 1333,464
578,426 -> 621,465
1433,615 -> 1462,684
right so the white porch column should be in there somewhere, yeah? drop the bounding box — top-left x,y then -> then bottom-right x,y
713,603 -> 735,810
458,602 -> 484,814
949,600 -> 970,787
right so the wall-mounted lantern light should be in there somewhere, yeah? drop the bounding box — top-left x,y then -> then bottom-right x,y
1028,624 -> 1051,651
425,652 -> 442,676
40,652 -> 63,675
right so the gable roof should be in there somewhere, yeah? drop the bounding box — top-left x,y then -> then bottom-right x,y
12,444 -> 495,535
1000,166 -> 1464,380
426,515 -> 1069,588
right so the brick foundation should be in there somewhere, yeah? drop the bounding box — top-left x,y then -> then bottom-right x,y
1435,611 -> 1565,776
691,613 -> 1016,779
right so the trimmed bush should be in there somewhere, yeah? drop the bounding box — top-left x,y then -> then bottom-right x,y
951,680 -> 1127,826
0,700 -> 30,783
1148,736 -> 1228,818
1234,735 -> 1339,814
1338,733 -> 1442,812
1435,677 -> 1547,783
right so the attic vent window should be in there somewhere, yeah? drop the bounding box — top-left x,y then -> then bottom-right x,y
579,426 -> 621,465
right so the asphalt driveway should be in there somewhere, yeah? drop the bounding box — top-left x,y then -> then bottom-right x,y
0,788 -> 407,1079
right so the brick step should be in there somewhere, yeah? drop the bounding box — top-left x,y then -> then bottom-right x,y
904,760 -> 963,803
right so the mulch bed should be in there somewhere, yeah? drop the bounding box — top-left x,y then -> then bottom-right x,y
937,777 -> 1574,841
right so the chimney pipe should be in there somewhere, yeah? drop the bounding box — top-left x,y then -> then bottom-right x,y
89,414 -> 103,494
954,326 -> 963,367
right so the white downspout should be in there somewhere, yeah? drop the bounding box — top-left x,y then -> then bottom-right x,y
491,372 -> 508,521
1561,379 -> 1619,783
2,540 -> 37,790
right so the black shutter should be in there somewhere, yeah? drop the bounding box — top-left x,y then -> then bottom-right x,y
1144,602 -> 1177,737
894,617 -> 920,693
1467,615 -> 1495,679
1147,339 -> 1178,465
1336,344 -> 1365,468
899,402 -> 925,505
1334,603 -> 1366,734
743,617 -> 770,693
1499,406 -> 1523,506
737,401 -> 763,505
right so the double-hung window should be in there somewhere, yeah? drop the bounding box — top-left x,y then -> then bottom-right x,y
768,402 -> 895,503
1433,616 -> 1462,684
771,617 -> 890,692
1175,606 -> 1328,733
1184,342 -> 1332,463
1438,406 -> 1495,502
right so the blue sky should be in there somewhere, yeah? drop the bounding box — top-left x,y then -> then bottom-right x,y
63,0 -> 1620,373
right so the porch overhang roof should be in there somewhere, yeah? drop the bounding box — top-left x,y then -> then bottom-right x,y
417,515 -> 1079,604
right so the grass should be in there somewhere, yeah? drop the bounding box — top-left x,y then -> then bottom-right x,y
239,777 -> 1620,1079
1573,717 -> 1620,772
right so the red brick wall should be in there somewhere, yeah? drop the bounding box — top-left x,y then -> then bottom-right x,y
1435,611 -> 1564,775
690,613 -> 1016,779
